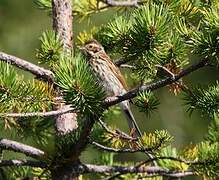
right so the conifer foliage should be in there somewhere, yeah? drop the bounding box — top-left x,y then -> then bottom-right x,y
0,0 -> 218,179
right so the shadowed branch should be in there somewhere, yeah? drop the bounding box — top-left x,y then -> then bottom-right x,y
0,159 -> 47,168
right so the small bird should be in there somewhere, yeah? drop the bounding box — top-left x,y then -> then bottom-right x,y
81,39 -> 141,137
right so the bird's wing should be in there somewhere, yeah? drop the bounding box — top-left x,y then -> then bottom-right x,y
99,52 -> 128,90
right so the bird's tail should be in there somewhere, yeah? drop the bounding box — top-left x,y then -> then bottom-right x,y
120,101 -> 158,166
119,101 -> 142,137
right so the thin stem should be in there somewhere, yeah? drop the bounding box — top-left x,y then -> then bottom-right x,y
97,119 -> 138,141
91,141 -> 152,153
103,0 -> 139,7
0,107 -> 75,118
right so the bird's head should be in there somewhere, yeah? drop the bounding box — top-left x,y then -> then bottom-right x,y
80,39 -> 104,56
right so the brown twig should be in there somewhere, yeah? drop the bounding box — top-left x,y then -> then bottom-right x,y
0,139 -> 45,159
0,51 -> 54,83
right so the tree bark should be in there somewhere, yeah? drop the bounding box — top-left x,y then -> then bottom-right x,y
51,0 -> 78,179
52,0 -> 73,50
52,0 -> 77,135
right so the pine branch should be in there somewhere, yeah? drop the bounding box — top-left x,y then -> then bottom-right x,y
52,57 -> 208,167
0,139 -> 45,159
60,163 -> 195,178
103,0 -> 139,7
107,156 -> 195,179
0,160 -> 47,168
0,107 -> 75,118
0,51 -> 54,83
105,58 -> 209,107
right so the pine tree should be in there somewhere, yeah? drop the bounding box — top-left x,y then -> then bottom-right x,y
0,0 -> 218,179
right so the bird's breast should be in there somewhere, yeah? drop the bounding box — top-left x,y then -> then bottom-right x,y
89,58 -> 126,96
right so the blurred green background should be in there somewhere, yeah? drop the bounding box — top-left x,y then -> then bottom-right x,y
0,1 -> 218,179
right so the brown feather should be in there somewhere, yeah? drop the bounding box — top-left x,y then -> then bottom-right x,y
99,52 -> 128,90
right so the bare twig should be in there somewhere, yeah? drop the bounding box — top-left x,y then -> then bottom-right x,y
105,58 -> 208,107
91,141 -> 152,153
0,139 -> 45,159
0,107 -> 75,118
103,0 -> 139,7
136,171 -> 194,179
97,119 -> 138,141
155,64 -> 175,78
163,171 -> 195,178
0,159 -> 47,168
0,51 -> 54,83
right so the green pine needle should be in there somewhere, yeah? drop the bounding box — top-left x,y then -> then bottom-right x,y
34,0 -> 51,11
183,83 -> 219,117
140,130 -> 173,152
193,141 -> 219,177
158,145 -> 189,171
0,62 -> 55,145
189,6 -> 219,65
127,4 -> 171,59
135,91 -> 160,117
205,113 -> 219,143
95,15 -> 132,52
55,53 -> 105,116
36,30 -> 63,68
0,62 -> 55,114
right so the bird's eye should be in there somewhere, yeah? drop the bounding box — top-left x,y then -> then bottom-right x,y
88,45 -> 93,49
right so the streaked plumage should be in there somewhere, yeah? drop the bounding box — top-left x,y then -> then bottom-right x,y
81,39 -> 141,137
